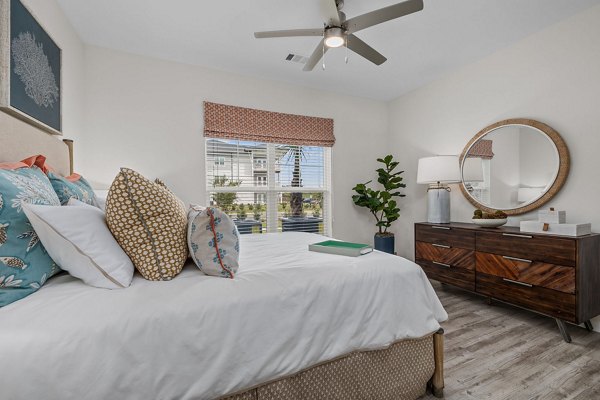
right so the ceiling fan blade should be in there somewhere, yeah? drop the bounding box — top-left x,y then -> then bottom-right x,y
347,34 -> 387,65
345,0 -> 423,33
303,39 -> 328,71
320,0 -> 341,26
254,29 -> 323,39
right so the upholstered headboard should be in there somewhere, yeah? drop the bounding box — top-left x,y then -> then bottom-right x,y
0,112 -> 72,176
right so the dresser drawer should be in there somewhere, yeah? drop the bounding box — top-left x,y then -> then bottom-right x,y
476,231 -> 576,267
476,272 -> 576,322
415,224 -> 475,250
416,241 -> 474,270
476,252 -> 575,294
418,259 -> 475,291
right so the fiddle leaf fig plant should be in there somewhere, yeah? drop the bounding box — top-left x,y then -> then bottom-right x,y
352,155 -> 406,235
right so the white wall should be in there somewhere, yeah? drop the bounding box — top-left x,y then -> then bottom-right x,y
519,128 -> 557,189
389,4 -> 600,259
80,46 -> 389,245
16,0 -> 85,148
80,4 -> 600,257
488,127 -> 520,207
388,4 -> 600,330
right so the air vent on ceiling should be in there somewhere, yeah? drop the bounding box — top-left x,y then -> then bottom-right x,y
285,53 -> 308,64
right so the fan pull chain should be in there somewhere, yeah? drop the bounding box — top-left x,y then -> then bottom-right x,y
321,25 -> 326,70
322,40 -> 326,70
345,36 -> 349,64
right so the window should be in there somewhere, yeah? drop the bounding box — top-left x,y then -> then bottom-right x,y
206,138 -> 331,235
214,156 -> 225,166
254,157 -> 267,170
254,174 -> 267,186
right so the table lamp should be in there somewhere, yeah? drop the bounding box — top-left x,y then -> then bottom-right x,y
417,155 -> 461,223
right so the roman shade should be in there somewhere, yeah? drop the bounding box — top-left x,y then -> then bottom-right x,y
203,102 -> 335,147
467,139 -> 494,159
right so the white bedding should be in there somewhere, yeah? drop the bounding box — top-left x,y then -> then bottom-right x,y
0,232 -> 447,400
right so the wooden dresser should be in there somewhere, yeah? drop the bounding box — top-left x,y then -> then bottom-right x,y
415,222 -> 600,342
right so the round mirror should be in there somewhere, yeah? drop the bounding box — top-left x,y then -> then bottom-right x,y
459,119 -> 569,215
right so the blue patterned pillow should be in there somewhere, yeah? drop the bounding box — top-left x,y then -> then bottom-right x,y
48,172 -> 98,207
187,205 -> 240,278
0,164 -> 61,307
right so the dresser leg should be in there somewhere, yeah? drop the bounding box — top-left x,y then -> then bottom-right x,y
555,319 -> 572,343
486,297 -> 493,305
584,320 -> 594,332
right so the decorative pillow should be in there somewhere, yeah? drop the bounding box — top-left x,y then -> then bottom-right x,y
94,190 -> 108,212
21,199 -> 134,289
188,205 -> 240,278
105,168 -> 188,281
47,171 -> 98,207
0,161 -> 61,307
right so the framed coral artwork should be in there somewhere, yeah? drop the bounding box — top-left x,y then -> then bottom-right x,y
0,0 -> 62,135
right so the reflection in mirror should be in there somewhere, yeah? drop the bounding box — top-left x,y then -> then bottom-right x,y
462,125 -> 559,210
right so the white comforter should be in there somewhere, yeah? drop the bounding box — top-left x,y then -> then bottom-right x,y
0,232 -> 447,400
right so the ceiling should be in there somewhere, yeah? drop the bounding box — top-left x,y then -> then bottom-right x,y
57,0 -> 600,101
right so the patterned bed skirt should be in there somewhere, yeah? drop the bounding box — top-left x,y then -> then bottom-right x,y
220,332 -> 443,400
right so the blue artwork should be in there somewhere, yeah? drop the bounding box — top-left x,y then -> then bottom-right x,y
8,0 -> 61,132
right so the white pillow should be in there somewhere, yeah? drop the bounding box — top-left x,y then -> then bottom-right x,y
21,199 -> 134,289
94,190 -> 108,211
187,205 -> 240,278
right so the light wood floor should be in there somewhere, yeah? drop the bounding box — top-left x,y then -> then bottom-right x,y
422,281 -> 600,400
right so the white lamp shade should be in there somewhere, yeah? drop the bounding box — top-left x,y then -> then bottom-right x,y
462,157 -> 484,182
417,156 -> 461,184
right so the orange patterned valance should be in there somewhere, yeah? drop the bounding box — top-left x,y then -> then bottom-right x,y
203,102 -> 335,147
467,139 -> 494,159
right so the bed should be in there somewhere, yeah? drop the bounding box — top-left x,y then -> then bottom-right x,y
0,119 -> 448,400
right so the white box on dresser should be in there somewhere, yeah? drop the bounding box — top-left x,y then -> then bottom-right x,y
520,221 -> 592,237
538,209 -> 566,224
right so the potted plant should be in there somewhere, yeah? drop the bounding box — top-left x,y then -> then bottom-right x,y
352,155 -> 406,254
238,204 -> 247,221
312,205 -> 321,218
253,203 -> 262,221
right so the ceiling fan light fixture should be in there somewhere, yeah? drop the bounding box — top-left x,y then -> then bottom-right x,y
324,27 -> 345,48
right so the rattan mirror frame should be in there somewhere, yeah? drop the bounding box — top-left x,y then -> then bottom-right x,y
459,118 -> 570,216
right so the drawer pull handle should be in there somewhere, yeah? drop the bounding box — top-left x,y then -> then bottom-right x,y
502,278 -> 533,288
432,244 -> 451,249
433,261 -> 451,268
503,233 -> 533,239
502,256 -> 533,264
432,226 -> 451,230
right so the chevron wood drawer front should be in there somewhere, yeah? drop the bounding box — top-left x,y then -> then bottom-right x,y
415,224 -> 475,250
476,272 -> 577,323
476,231 -> 576,267
415,241 -> 474,270
414,222 -> 600,328
418,259 -> 475,292
475,252 -> 575,294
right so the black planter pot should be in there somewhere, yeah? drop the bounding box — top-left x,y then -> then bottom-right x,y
374,234 -> 395,254
281,216 -> 323,233
234,219 -> 263,234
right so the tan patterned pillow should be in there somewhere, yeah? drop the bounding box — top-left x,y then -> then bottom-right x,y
105,168 -> 188,281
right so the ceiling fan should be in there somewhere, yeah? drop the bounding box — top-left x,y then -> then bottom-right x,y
254,0 -> 424,71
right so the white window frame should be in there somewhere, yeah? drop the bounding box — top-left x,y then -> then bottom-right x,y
205,140 -> 332,236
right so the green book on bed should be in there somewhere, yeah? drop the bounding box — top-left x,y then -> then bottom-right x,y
309,240 -> 373,257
